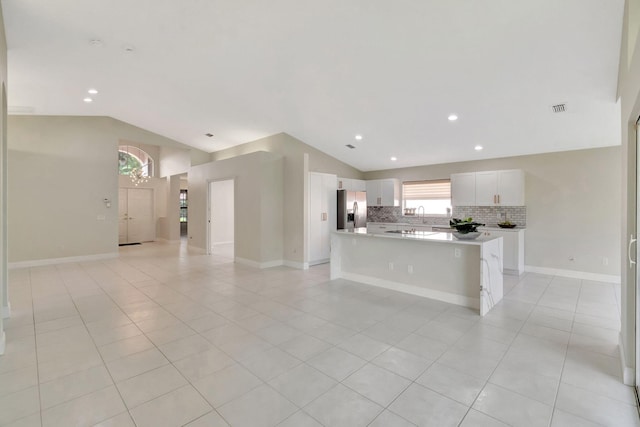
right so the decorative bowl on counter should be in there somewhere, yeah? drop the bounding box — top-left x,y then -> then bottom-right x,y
449,218 -> 485,234
453,231 -> 481,240
497,221 -> 517,229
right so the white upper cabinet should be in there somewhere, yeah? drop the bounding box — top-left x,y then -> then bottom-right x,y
496,170 -> 525,205
450,173 -> 476,206
451,169 -> 525,206
366,179 -> 400,206
337,177 -> 366,192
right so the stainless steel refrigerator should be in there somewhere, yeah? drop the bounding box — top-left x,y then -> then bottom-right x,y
337,190 -> 367,230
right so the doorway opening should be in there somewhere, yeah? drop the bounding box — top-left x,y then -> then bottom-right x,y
208,179 -> 234,259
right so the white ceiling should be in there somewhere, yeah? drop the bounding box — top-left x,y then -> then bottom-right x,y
2,0 -> 624,171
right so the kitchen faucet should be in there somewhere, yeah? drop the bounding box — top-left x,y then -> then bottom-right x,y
417,206 -> 425,224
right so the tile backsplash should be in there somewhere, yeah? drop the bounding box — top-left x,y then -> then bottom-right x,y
367,206 -> 526,227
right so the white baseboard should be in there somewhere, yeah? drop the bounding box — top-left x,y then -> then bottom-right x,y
619,332 -> 635,386
283,260 -> 309,270
341,272 -> 480,310
1,302 -> 10,319
0,330 -> 5,355
212,241 -> 234,246
308,259 -> 329,267
235,257 -> 284,269
524,265 -> 621,284
8,252 -> 119,269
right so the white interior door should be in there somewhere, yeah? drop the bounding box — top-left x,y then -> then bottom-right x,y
119,188 -> 154,244
208,179 -> 234,257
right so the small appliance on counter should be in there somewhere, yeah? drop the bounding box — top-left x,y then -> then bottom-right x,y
337,190 -> 367,230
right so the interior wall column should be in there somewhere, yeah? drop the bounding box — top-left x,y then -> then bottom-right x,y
0,83 -> 7,355
167,175 -> 181,241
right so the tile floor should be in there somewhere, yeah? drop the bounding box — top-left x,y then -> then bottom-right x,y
0,241 -> 637,426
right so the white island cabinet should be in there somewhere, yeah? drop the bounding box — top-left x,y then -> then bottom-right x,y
331,230 -> 503,316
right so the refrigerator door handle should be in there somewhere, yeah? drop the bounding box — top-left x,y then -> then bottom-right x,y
353,201 -> 358,228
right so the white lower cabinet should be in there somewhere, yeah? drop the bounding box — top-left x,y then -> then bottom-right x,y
479,228 -> 525,275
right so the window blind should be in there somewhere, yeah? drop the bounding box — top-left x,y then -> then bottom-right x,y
402,179 -> 451,200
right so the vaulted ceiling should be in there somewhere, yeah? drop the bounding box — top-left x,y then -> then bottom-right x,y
2,0 -> 624,171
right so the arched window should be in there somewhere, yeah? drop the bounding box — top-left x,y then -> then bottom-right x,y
118,146 -> 154,178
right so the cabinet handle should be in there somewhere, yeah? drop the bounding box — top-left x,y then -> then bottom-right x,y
629,234 -> 637,268
377,197 -> 381,205
498,194 -> 500,204
493,195 -> 496,204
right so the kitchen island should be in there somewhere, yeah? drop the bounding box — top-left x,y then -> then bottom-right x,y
331,229 -> 503,315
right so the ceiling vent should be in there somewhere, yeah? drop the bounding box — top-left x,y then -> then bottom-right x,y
345,144 -> 356,149
551,103 -> 566,113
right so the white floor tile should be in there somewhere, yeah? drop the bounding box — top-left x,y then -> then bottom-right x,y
0,386 -> 40,425
416,362 -> 486,406
116,364 -> 188,408
129,385 -> 212,427
218,384 -> 298,427
473,383 -> 553,427
371,346 -> 433,380
268,363 -> 337,407
303,384 -> 383,427
41,385 -> 125,427
192,363 -> 263,407
368,410 -> 417,427
307,347 -> 367,381
184,411 -> 230,426
343,363 -> 411,406
105,347 -> 169,382
39,365 -> 113,409
388,383 -> 468,427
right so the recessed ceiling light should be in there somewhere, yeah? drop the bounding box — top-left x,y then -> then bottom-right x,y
88,89 -> 98,95
355,134 -> 363,140
83,97 -> 93,103
390,157 -> 397,161
448,114 -> 458,121
474,145 -> 483,151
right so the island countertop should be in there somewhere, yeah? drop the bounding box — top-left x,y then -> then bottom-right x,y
335,228 -> 502,246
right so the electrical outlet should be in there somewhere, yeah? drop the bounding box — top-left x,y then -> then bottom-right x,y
454,248 -> 461,258
389,262 -> 394,271
602,257 -> 609,266
408,265 -> 413,274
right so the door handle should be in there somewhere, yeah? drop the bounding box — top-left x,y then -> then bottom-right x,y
629,234 -> 637,268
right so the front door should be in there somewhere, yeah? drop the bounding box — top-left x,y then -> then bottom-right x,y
119,188 -> 154,244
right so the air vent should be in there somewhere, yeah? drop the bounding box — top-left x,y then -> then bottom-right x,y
551,103 -> 566,113
205,133 -> 214,137
345,144 -> 356,149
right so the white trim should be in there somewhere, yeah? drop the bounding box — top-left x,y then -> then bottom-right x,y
308,259 -> 329,267
211,241 -> 234,246
235,257 -> 284,269
619,331 -> 635,386
1,302 -> 10,319
283,260 -> 309,270
524,265 -> 621,283
0,331 -> 5,355
8,252 -> 119,269
155,238 -> 181,244
341,272 -> 480,310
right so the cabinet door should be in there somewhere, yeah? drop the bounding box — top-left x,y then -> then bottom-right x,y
497,170 -> 525,206
366,180 -> 381,206
379,180 -> 396,206
475,171 -> 498,206
451,173 -> 476,206
352,179 -> 367,192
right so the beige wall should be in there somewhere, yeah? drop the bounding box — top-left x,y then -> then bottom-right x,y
189,151 -> 284,265
365,146 -> 621,277
7,116 -> 203,263
211,132 -> 362,264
